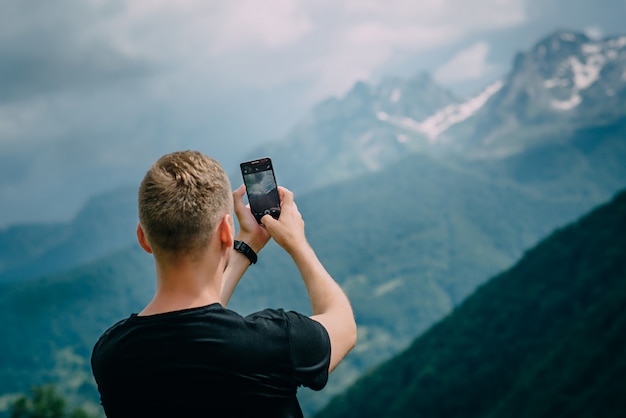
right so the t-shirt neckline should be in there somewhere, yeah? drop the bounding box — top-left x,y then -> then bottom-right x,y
131,303 -> 223,320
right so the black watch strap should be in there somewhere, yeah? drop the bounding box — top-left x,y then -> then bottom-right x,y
233,240 -> 257,264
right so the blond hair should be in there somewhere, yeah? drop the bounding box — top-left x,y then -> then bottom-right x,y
138,151 -> 232,257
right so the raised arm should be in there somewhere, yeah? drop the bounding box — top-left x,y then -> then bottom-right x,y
261,187 -> 357,372
221,185 -> 270,306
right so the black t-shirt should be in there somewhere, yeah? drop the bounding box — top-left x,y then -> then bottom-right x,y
91,304 -> 331,417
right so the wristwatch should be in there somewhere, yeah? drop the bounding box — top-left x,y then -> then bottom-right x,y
233,240 -> 257,264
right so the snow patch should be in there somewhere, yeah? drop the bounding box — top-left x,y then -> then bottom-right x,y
560,32 -> 576,41
376,80 -> 504,141
608,36 -> 626,49
581,43 -> 602,54
546,36 -> 622,111
390,88 -> 401,103
396,116 -> 422,132
543,78 -> 569,88
376,111 -> 389,121
396,134 -> 408,143
417,80 -> 504,141
552,94 -> 582,110
374,279 -> 404,297
356,131 -> 383,171
570,55 -> 605,90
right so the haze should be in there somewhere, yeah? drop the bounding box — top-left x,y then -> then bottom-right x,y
0,0 -> 624,227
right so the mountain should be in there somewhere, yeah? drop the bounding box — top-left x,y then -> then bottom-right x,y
1,29 -> 626,416
0,245 -> 155,415
0,148 -> 621,417
243,72 -> 460,193
315,188 -> 626,418
439,30 -> 626,157
247,31 -> 626,191
5,30 -> 625,286
0,187 -> 138,283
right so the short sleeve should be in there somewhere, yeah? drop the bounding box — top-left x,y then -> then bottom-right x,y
284,311 -> 331,391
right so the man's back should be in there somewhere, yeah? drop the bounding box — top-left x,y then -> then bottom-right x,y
91,304 -> 331,417
90,152 -> 356,417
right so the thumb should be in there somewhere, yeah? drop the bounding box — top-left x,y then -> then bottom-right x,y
233,185 -> 246,211
261,214 -> 278,230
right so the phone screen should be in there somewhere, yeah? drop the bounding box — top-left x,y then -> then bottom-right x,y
240,158 -> 281,223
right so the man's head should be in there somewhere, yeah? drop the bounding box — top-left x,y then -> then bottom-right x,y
138,151 -> 232,259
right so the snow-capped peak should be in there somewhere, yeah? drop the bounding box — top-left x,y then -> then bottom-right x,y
376,80 -> 504,141
545,34 -> 626,111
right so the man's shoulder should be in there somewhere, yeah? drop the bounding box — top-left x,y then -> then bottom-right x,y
245,308 -> 310,322
245,307 -> 288,321
94,316 -> 132,346
246,309 -> 330,351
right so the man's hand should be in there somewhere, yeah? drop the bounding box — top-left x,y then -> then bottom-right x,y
260,187 -> 308,256
233,184 -> 270,253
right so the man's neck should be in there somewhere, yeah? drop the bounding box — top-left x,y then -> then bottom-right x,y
139,287 -> 221,316
139,257 -> 224,316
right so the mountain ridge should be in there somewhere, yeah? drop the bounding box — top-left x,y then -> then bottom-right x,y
0,186 -> 138,283
1,144 -> 622,416
445,30 -> 626,158
245,30 -> 626,192
1,29 -> 625,416
315,187 -> 626,418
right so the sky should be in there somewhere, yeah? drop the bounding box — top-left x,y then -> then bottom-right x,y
0,0 -> 625,227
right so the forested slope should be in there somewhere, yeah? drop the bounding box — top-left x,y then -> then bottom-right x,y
316,188 -> 626,418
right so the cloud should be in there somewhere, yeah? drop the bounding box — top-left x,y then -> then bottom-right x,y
76,0 -> 528,96
0,0 -> 532,225
434,41 -> 495,84
108,0 -> 313,59
0,0 -> 528,137
0,0 -> 528,107
0,1 -> 151,98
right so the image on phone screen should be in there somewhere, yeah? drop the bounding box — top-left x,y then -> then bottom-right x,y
241,158 -> 281,223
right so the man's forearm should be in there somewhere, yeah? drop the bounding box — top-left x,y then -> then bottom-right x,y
221,249 -> 252,306
223,184 -> 271,307
290,243 -> 348,315
290,242 -> 357,372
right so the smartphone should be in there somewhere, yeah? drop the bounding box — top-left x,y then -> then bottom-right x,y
240,157 -> 281,223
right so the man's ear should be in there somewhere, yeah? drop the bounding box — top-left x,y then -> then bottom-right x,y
136,223 -> 153,254
218,214 -> 235,249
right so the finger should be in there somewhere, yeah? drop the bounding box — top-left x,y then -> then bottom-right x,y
234,184 -> 246,198
277,186 -> 294,206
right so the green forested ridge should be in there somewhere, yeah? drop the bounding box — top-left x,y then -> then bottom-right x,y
0,187 -> 138,283
0,246 -> 154,416
315,188 -> 626,418
10,385 -> 98,418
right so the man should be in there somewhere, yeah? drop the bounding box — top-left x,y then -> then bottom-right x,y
91,151 -> 356,417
